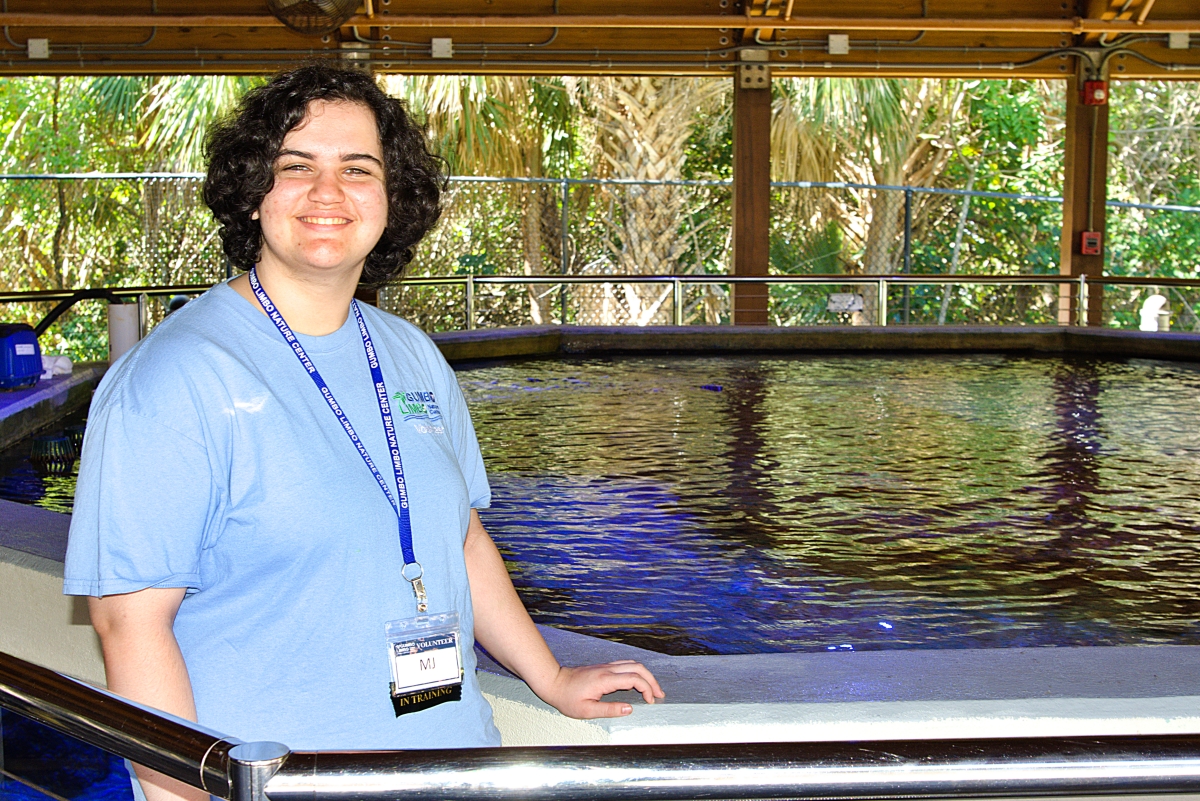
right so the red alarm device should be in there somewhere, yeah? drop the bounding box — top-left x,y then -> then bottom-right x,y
1082,81 -> 1108,105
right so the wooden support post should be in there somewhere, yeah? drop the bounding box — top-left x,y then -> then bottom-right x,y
732,73 -> 771,326
1059,71 -> 1108,326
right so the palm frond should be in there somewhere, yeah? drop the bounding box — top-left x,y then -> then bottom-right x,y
87,76 -> 150,122
141,76 -> 265,170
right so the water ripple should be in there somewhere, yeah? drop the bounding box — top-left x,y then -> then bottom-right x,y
463,354 -> 1200,655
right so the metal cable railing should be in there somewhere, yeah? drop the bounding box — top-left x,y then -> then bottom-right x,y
392,272 -> 1200,329
3,273 -> 1200,333
6,649 -> 1200,801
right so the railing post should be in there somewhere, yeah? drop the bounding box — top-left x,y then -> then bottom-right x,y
560,178 -> 570,325
902,189 -> 913,325
1077,274 -> 1088,327
228,742 -> 289,801
137,292 -> 149,339
903,188 -> 913,275
877,279 -> 888,327
673,278 -> 683,326
466,275 -> 476,331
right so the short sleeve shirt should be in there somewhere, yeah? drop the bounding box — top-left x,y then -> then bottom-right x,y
63,282 -> 501,750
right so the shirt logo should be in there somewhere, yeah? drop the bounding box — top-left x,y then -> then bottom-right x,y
392,390 -> 444,434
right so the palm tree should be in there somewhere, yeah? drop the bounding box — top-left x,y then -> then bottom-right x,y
578,76 -> 724,325
772,78 -> 968,321
91,75 -> 262,171
385,75 -> 574,324
88,75 -> 261,289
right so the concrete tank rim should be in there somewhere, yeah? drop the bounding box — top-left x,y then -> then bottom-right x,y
430,325 -> 1200,365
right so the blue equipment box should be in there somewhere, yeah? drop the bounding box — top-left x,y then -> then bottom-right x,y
0,323 -> 41,390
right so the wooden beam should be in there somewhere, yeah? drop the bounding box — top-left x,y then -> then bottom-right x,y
732,72 -> 771,327
1058,70 -> 1108,327
0,12 -> 1198,33
0,13 -> 282,26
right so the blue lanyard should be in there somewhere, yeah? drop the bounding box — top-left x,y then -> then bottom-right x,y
248,268 -> 427,612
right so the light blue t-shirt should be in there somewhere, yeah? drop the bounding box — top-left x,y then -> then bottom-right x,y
64,281 -> 501,750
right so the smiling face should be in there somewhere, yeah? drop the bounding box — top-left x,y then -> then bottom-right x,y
254,99 -> 388,286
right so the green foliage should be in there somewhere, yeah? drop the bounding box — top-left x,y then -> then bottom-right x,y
0,76 -> 235,359
771,218 -> 843,274
531,78 -> 578,177
1105,80 -> 1200,311
681,95 -> 732,181
963,80 -> 1049,175
455,253 -> 500,275
0,77 -> 141,173
140,76 -> 265,170
0,74 -> 1196,340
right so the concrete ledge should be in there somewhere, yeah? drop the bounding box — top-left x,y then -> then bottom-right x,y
0,363 -> 106,451
0,500 -> 104,686
432,326 -> 562,362
431,325 -> 1200,364
0,497 -> 71,564
477,627 -> 1200,746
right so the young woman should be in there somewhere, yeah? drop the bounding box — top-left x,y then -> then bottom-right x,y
64,64 -> 662,801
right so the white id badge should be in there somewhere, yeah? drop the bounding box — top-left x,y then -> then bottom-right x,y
385,611 -> 463,716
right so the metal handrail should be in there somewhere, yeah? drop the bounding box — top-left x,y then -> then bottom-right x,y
268,737 -> 1200,801
391,272 -> 1200,329
0,651 -> 242,798
3,273 -> 1198,298
0,284 -> 212,303
7,649 -> 1200,801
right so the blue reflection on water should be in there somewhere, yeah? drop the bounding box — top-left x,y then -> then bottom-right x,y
468,355 -> 1200,655
487,472 -> 1130,654
0,710 -> 132,801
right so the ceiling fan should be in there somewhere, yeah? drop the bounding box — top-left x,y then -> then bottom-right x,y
267,0 -> 359,36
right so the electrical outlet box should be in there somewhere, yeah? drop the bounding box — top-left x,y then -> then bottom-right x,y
27,38 -> 49,59
339,41 -> 370,72
1168,32 -> 1190,50
431,38 -> 454,59
1082,80 -> 1108,105
738,64 -> 770,89
1081,231 -> 1102,256
828,34 -> 850,55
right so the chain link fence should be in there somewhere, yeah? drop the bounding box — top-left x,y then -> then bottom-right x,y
0,174 -> 227,357
0,173 -> 1196,359
393,178 -> 732,330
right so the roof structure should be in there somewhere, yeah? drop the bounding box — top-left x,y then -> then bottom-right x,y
0,0 -> 1196,78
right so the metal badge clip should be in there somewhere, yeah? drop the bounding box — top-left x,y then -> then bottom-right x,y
411,577 -> 428,613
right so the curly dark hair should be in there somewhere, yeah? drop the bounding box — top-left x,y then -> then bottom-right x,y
203,62 -> 445,287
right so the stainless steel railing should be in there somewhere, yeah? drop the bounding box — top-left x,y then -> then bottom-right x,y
6,649 -> 1200,801
0,651 -> 243,797
395,272 -> 1200,329
267,737 -> 1200,801
6,273 -> 1199,332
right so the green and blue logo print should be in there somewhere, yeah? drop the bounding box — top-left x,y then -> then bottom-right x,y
392,390 -> 444,434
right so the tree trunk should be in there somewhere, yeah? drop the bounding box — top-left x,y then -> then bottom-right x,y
858,177 -> 906,325
577,77 -> 720,325
938,160 -> 979,325
521,183 -> 551,324
50,78 -> 67,290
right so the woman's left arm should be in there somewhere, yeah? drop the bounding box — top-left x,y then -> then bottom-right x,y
464,509 -> 665,718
